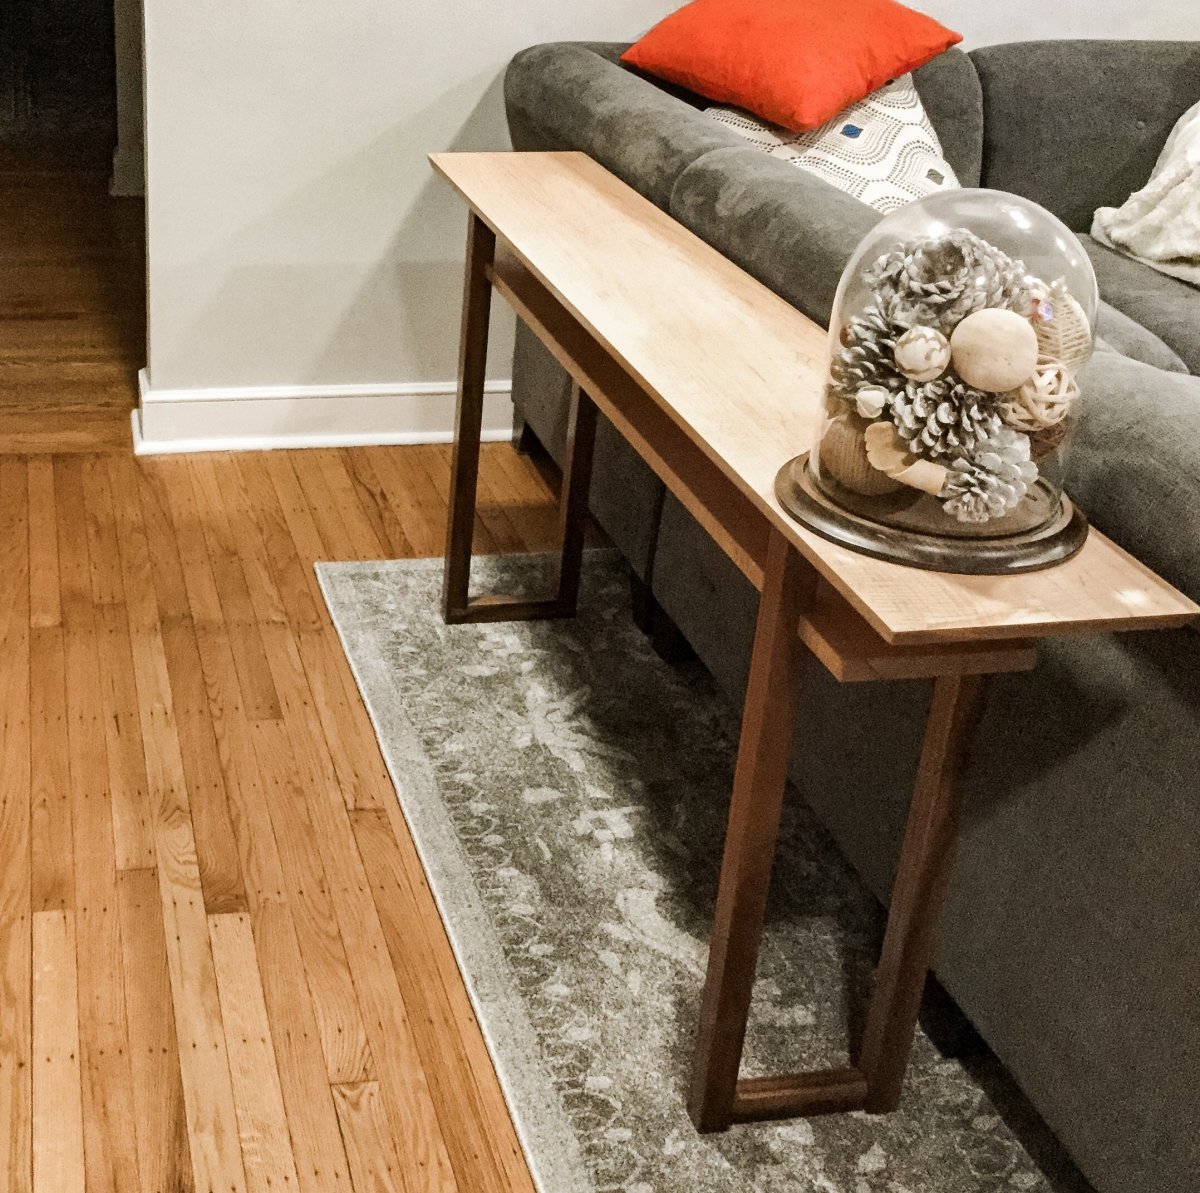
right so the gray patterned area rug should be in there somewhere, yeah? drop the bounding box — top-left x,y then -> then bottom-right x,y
317,553 -> 1074,1193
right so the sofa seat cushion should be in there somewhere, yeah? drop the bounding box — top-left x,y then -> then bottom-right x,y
504,42 -> 746,209
1095,303 -> 1188,374
1083,236 -> 1200,372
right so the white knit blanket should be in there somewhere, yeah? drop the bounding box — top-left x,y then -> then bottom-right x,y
1092,100 -> 1200,287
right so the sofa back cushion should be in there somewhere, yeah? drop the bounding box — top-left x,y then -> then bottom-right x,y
504,42 -> 747,209
971,41 -> 1200,231
910,47 -> 982,187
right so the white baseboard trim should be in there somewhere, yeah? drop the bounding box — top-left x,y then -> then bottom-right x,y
133,370 -> 515,455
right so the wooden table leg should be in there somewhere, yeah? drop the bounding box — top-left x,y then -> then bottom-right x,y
689,532 -> 816,1131
690,589 -> 991,1129
553,383 -> 597,614
443,211 -> 496,621
857,671 -> 987,1112
443,268 -> 599,626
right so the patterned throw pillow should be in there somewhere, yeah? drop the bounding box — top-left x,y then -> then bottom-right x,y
706,75 -> 959,213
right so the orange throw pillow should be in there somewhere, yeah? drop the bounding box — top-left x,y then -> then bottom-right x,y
621,0 -> 962,133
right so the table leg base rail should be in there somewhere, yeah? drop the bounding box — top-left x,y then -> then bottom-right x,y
730,1068 -> 870,1124
443,593 -> 578,625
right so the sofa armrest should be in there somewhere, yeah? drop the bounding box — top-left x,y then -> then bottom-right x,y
1070,352 -> 1200,604
504,42 -> 747,210
669,146 -> 880,327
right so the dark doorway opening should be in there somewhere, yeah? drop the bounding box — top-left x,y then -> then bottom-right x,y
1,0 -> 118,150
0,0 -> 144,452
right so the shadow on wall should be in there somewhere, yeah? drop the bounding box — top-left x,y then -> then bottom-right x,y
151,70 -> 515,391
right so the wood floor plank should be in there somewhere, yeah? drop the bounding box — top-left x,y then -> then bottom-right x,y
251,901 -> 356,1193
171,458 -> 282,721
26,458 -> 61,629
337,449 -> 416,559
265,454 -> 331,567
56,458 -> 142,1193
250,719 -> 376,1086
331,1082 -> 402,1193
94,602 -> 158,871
352,809 -> 538,1193
84,461 -> 156,869
189,620 -> 290,908
165,524 -> 358,1191
0,458 -> 32,1193
171,458 -> 375,1090
426,442 -> 526,555
29,625 -> 73,913
137,463 -> 249,916
117,867 -> 194,1193
194,457 -> 287,630
215,455 -> 385,813
0,410 -> 131,454
361,447 -> 446,558
288,452 -> 384,564
486,442 -> 562,549
32,910 -> 85,1193
248,637 -> 457,1192
206,460 -> 456,1188
235,455 -> 323,634
312,450 -> 389,560
209,912 -> 301,1193
159,614 -> 251,915
107,456 -> 250,1193
295,627 -> 387,812
415,443 -> 504,557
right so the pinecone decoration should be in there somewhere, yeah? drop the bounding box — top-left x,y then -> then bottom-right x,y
890,378 -> 1001,458
829,302 -> 912,397
941,427 -> 1039,523
865,229 -> 1031,331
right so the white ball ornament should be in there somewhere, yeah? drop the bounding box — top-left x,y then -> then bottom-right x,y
949,308 -> 1040,393
893,326 -> 951,382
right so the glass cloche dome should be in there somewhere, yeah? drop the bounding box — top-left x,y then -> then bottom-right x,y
778,189 -> 1098,573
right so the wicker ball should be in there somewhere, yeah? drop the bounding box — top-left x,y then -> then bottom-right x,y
820,416 -> 903,496
1000,360 -> 1080,432
1033,289 -> 1092,372
1027,418 -> 1071,461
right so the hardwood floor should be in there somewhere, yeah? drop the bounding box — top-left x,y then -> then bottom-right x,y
1,154 -> 557,1191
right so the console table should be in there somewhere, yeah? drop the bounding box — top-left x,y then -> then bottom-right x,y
430,151 -> 1198,1132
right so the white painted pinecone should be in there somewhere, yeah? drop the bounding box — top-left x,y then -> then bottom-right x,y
830,303 -> 911,396
890,379 -> 1001,459
866,229 -> 1031,331
941,427 -> 1039,523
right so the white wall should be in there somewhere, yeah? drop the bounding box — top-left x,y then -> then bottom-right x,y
138,1 -> 678,448
921,0 -> 1200,46
137,0 -> 1199,449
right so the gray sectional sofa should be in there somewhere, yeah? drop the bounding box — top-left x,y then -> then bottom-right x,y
503,40 -> 1200,1193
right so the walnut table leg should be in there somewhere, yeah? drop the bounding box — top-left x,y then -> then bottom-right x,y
690,563 -> 991,1130
688,531 -> 816,1131
443,210 -> 496,621
857,671 -> 988,1112
443,218 -> 598,625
